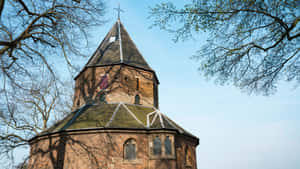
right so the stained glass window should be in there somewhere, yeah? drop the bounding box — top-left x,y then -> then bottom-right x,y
153,136 -> 161,155
124,139 -> 136,160
164,136 -> 172,155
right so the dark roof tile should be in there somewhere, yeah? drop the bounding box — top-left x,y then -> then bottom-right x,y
85,21 -> 152,71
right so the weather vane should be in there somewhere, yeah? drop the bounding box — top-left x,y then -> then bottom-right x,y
114,3 -> 124,20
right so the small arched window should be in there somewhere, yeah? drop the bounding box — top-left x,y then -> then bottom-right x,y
134,94 -> 140,105
124,139 -> 136,160
164,136 -> 172,155
153,136 -> 161,155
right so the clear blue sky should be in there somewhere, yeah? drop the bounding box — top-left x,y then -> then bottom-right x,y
93,1 -> 300,169
12,1 -> 300,169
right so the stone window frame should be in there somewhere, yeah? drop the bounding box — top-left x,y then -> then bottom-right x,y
149,134 -> 175,159
123,138 -> 137,161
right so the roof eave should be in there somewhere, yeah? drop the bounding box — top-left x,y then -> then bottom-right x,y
28,127 -> 198,144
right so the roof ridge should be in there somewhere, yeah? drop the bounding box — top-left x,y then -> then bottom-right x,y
118,21 -> 153,70
60,104 -> 92,131
118,19 -> 124,63
84,22 -> 118,67
122,103 -> 146,127
105,103 -> 121,127
146,110 -> 157,128
161,114 -> 183,133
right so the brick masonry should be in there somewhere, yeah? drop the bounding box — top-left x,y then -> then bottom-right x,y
28,129 -> 198,169
73,65 -> 159,110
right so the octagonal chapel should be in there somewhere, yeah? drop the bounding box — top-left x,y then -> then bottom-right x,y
28,17 -> 199,169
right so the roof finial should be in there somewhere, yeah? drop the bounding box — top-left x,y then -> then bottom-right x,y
114,3 -> 124,20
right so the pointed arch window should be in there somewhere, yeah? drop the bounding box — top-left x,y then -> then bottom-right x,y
134,94 -> 140,105
124,139 -> 136,160
153,136 -> 161,155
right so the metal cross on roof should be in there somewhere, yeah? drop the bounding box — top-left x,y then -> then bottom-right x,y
114,3 -> 124,20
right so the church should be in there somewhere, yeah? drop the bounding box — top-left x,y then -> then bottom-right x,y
28,13 -> 199,169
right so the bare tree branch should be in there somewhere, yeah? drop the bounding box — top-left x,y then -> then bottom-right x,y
150,0 -> 300,95
0,0 -> 106,167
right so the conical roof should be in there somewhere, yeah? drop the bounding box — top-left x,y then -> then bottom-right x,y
85,20 -> 152,71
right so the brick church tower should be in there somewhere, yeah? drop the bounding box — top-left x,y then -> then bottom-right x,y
28,16 -> 199,169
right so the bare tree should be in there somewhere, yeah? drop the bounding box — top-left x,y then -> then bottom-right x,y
0,0 -> 106,167
150,0 -> 300,95
0,69 -> 74,168
0,0 -> 105,84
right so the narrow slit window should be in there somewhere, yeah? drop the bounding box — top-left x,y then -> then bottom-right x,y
153,136 -> 161,155
124,139 -> 136,160
164,136 -> 172,155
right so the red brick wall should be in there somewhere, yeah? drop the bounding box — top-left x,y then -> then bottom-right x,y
175,135 -> 198,169
28,130 -> 198,169
73,65 -> 158,110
